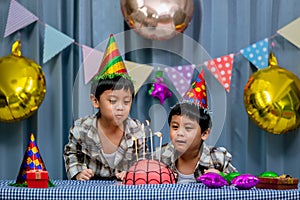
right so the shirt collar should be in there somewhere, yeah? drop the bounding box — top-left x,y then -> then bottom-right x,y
168,142 -> 211,167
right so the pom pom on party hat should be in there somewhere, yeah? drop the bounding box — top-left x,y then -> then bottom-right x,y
182,69 -> 208,109
15,133 -> 48,184
93,34 -> 130,80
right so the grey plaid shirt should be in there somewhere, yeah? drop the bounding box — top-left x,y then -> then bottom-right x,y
64,114 -> 145,180
159,142 -> 237,182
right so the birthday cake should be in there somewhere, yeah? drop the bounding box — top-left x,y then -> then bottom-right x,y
122,159 -> 176,185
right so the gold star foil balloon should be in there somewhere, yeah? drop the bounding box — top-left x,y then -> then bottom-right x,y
0,40 -> 46,122
244,52 -> 300,134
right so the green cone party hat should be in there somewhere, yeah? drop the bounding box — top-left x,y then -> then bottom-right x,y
94,34 -> 129,80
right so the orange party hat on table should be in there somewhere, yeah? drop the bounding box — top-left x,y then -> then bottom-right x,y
94,34 -> 130,80
15,133 -> 48,184
182,69 -> 208,109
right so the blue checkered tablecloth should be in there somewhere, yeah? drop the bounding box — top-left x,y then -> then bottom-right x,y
0,180 -> 299,200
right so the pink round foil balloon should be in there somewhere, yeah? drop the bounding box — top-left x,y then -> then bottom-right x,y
231,174 -> 259,190
120,0 -> 194,40
197,172 -> 229,188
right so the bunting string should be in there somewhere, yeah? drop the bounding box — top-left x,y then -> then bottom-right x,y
2,0 -> 300,95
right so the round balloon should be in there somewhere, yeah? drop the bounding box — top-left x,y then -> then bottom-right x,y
197,172 -> 228,188
231,174 -> 259,190
244,52 -> 300,134
0,40 -> 46,122
224,172 -> 241,183
258,171 -> 279,178
120,0 -> 194,40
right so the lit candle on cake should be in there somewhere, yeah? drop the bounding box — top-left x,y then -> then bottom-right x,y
155,132 -> 162,162
141,123 -> 146,160
132,136 -> 138,161
146,120 -> 153,160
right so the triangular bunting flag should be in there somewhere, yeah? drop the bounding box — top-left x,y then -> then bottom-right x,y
164,64 -> 195,96
240,38 -> 269,69
4,0 -> 39,37
277,17 -> 300,49
205,54 -> 234,92
43,24 -> 74,63
125,60 -> 154,94
82,45 -> 104,84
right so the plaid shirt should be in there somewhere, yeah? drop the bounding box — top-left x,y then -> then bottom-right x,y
159,142 -> 237,182
64,114 -> 145,180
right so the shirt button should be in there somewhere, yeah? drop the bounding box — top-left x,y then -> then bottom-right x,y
215,164 -> 221,169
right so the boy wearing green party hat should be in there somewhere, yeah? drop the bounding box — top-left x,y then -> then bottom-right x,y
64,34 -> 146,181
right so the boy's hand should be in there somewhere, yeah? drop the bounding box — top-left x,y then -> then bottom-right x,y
76,169 -> 94,180
116,171 -> 127,181
204,168 -> 220,174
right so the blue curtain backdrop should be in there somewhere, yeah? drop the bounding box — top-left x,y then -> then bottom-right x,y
0,0 -> 300,180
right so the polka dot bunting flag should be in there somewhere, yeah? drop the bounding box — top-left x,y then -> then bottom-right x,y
240,38 -> 269,69
204,54 -> 234,92
164,64 -> 195,97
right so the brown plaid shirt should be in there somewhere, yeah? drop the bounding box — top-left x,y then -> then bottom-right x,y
158,142 -> 238,182
64,114 -> 145,180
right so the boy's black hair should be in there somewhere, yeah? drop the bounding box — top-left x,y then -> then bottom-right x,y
168,102 -> 212,133
94,76 -> 135,100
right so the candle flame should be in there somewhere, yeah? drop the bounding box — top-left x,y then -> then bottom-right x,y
155,132 -> 162,137
146,120 -> 150,126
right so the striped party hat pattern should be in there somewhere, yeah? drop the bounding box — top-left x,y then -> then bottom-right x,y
16,133 -> 48,184
182,69 -> 208,109
94,34 -> 129,80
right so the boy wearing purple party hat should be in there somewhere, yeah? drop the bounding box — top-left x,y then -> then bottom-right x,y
157,70 -> 237,184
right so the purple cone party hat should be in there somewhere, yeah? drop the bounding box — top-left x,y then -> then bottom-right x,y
15,133 -> 48,184
182,69 -> 208,109
94,34 -> 130,80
